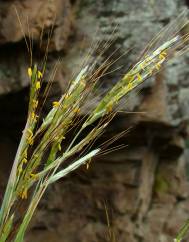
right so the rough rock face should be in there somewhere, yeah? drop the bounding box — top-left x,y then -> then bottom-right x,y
0,0 -> 73,94
0,0 -> 73,50
0,0 -> 189,242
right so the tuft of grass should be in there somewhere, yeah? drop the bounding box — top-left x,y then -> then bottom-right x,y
0,10 -> 189,242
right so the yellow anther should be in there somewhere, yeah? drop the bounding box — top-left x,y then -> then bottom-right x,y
28,67 -> 32,78
26,129 -> 34,145
160,51 -> 167,57
21,188 -> 28,199
37,70 -> 43,79
30,173 -> 38,179
127,82 -> 133,91
22,158 -> 27,164
36,81 -> 41,90
155,62 -> 161,70
27,137 -> 34,145
31,112 -> 38,121
32,100 -> 39,109
31,112 -> 35,119
53,101 -> 60,108
73,108 -> 80,113
159,51 -> 167,60
136,73 -> 142,82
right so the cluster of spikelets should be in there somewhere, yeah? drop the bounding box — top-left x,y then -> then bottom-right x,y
0,11 -> 189,242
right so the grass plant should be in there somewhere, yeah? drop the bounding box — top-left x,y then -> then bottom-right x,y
0,10 -> 189,242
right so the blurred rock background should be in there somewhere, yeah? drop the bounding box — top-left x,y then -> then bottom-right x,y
0,0 -> 189,241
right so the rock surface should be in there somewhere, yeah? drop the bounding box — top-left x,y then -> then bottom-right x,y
0,0 -> 189,242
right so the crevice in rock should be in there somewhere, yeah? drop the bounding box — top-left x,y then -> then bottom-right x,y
0,87 -> 29,142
